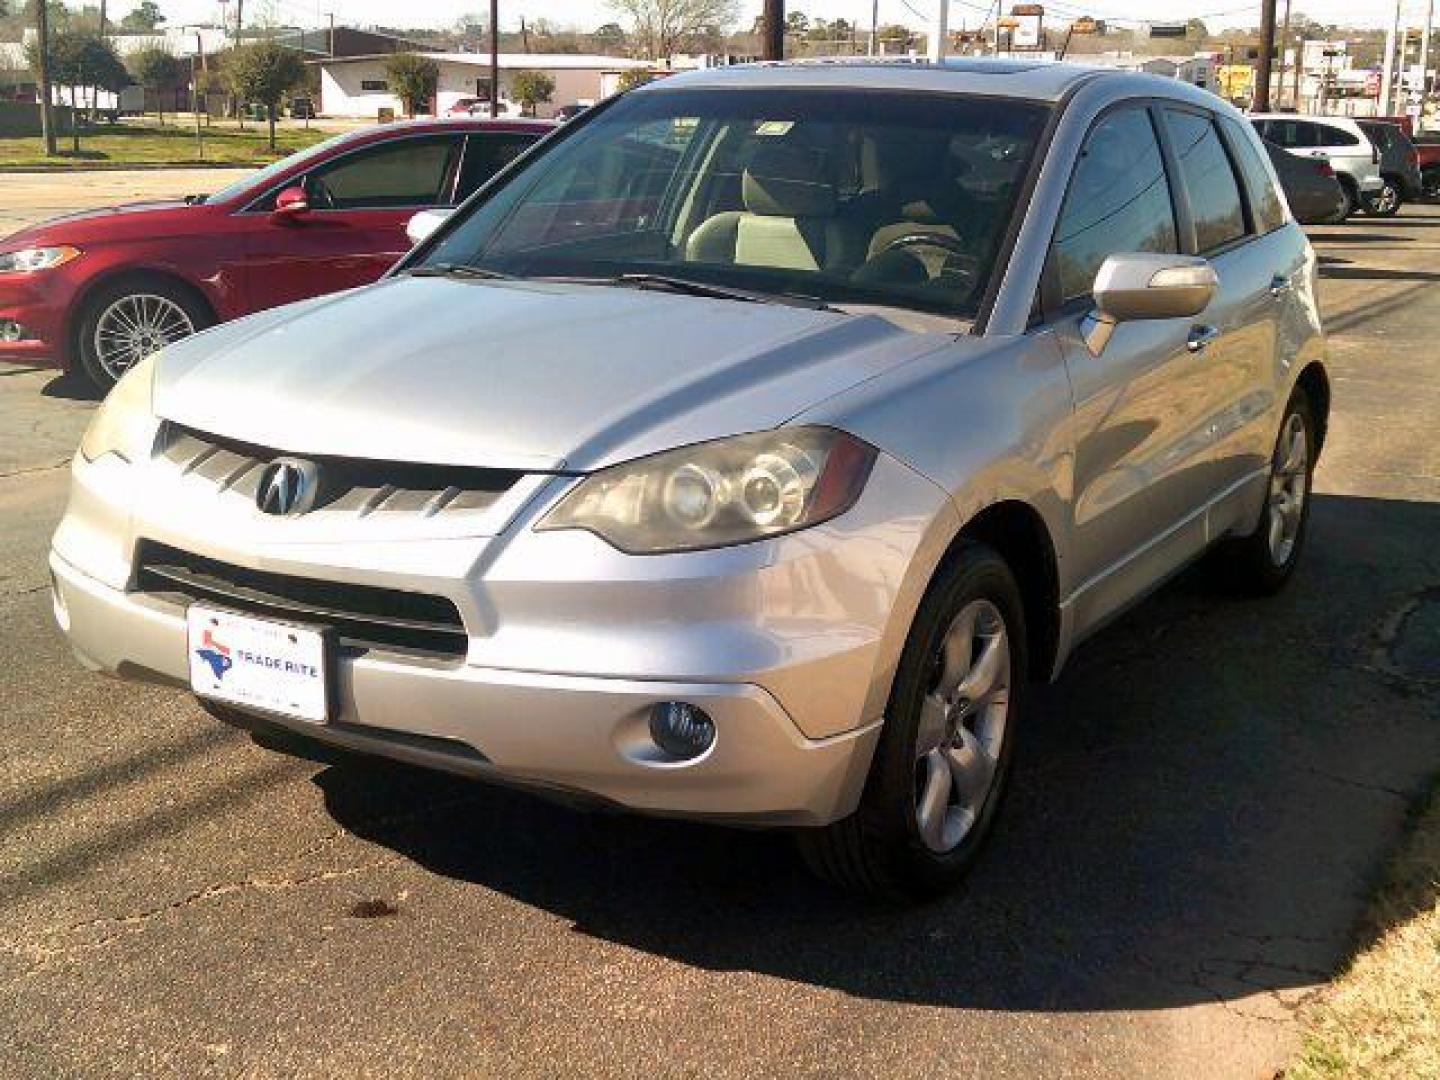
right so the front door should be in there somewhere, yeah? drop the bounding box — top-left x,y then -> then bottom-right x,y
238,133 -> 464,313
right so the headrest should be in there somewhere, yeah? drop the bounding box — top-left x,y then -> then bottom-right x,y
743,143 -> 836,218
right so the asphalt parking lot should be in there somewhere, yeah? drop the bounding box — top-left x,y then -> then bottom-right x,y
1,181 -> 1437,1077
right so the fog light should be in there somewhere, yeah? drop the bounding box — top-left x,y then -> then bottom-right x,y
648,702 -> 715,759
0,320 -> 25,342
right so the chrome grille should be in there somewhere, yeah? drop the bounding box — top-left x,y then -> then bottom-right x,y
159,424 -> 521,518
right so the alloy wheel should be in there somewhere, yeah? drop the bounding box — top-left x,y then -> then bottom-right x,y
913,599 -> 1011,854
1370,183 -> 1400,215
1267,411 -> 1309,566
93,293 -> 196,381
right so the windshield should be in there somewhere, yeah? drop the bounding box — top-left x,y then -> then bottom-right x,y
420,87 -> 1050,318
208,129 -> 361,204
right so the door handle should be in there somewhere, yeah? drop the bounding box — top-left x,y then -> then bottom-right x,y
1269,274 -> 1293,298
1187,324 -> 1220,353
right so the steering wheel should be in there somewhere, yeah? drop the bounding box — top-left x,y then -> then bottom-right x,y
875,232 -> 980,286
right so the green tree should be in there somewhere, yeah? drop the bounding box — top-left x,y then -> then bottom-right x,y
224,38 -> 305,149
120,0 -> 164,31
26,30 -> 125,151
127,46 -> 179,122
785,10 -> 808,34
615,67 -> 653,92
385,52 -> 439,117
508,69 -> 554,117
593,21 -> 626,48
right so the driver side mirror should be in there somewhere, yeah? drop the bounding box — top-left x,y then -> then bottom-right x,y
1081,253 -> 1218,354
272,185 -> 310,221
406,208 -> 452,246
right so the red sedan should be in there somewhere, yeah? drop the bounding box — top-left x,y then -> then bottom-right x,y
0,117 -> 552,388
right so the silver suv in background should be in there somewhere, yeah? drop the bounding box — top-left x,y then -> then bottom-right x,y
54,61 -> 1329,898
1251,113 -> 1384,218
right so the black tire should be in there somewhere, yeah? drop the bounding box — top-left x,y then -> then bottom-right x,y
1362,178 -> 1402,217
74,275 -> 213,392
1210,389 -> 1317,596
1422,165 -> 1440,201
1335,178 -> 1358,220
798,541 -> 1028,900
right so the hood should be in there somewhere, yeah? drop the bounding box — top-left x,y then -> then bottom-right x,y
4,200 -> 203,249
153,275 -> 952,472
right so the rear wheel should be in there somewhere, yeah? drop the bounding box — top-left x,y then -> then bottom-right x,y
1210,389 -> 1316,596
1363,178 -> 1402,217
1422,165 -> 1440,201
75,276 -> 213,391
799,542 -> 1026,899
1335,178 -> 1358,219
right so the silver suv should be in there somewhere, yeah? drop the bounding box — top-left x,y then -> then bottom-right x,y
53,61 -> 1328,898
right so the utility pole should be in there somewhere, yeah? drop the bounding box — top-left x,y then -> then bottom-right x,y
35,0 -> 56,156
191,33 -> 204,161
489,0 -> 500,117
1277,0 -> 1292,108
929,0 -> 950,61
762,0 -> 784,61
327,12 -> 336,57
1420,0 -> 1436,131
235,0 -> 245,44
1380,0 -> 1401,115
870,0 -> 879,55
99,0 -> 107,38
1254,0 -> 1277,111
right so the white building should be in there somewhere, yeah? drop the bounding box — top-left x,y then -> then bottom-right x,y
317,52 -> 654,119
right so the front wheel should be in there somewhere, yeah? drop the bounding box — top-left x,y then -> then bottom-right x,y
1210,389 -> 1316,596
75,276 -> 213,391
799,542 -> 1027,899
1363,179 -> 1402,217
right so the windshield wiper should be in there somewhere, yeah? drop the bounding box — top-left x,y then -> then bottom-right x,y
404,263 -> 512,281
565,272 -> 839,312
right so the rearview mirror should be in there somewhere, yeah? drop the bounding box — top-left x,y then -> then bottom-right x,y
272,185 -> 310,220
1082,253 -> 1218,354
406,208 -> 452,247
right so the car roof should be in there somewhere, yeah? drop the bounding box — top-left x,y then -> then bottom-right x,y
642,58 -> 1197,105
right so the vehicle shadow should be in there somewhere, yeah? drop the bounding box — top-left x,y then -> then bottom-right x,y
40,372 -> 102,402
1319,266 -> 1440,283
306,492 -> 1440,1011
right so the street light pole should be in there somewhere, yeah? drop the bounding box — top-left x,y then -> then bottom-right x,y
1420,0 -> 1436,131
1380,0 -> 1401,115
930,0 -> 950,61
762,0 -> 784,61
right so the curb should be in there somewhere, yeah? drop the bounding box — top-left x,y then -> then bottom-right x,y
0,162 -> 264,173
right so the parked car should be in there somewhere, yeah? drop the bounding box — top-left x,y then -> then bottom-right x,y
289,97 -> 316,120
555,104 -> 589,121
1250,114 -> 1384,218
0,118 -> 551,389
447,97 -> 520,119
1418,138 -> 1440,199
1355,119 -> 1423,215
1264,140 -> 1347,224
53,62 -> 1328,898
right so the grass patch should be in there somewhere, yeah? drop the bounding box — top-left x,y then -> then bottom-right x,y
0,119 -> 328,167
1288,779 -> 1440,1079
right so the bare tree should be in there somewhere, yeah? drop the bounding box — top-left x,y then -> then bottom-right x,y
608,0 -> 739,59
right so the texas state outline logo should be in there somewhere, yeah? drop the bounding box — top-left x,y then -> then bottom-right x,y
194,627 -> 233,682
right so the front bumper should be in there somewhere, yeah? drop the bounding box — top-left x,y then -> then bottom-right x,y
0,272 -> 69,369
51,549 -> 881,825
51,444 -> 956,827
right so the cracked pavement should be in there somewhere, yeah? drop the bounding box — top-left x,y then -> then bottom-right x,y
0,186 -> 1437,1077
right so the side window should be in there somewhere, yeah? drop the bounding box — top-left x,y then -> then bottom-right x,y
456,133 -> 538,201
1053,107 -> 1178,303
306,135 -> 462,210
1267,121 -> 1315,149
1314,123 -> 1360,147
1222,117 -> 1285,235
1163,109 -> 1246,253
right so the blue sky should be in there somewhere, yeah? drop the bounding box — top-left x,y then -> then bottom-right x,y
110,0 -> 1406,35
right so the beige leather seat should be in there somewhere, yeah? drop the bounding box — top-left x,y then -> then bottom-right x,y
685,143 -> 864,273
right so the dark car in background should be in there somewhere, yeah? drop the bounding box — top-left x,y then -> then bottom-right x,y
1357,120 -> 1423,216
1264,140 -> 1347,224
0,118 -> 551,389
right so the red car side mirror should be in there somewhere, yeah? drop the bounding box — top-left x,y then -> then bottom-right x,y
272,186 -> 310,220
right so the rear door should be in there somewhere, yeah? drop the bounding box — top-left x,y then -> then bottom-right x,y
239,132 -> 464,312
1158,107 -> 1285,526
454,130 -> 541,201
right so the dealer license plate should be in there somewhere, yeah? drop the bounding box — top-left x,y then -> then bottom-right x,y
187,605 -> 330,723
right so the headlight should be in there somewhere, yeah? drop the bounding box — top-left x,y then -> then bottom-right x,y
78,352 -> 160,464
0,246 -> 81,273
538,427 -> 877,554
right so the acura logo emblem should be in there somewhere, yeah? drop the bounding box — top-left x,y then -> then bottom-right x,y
256,457 -> 319,517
